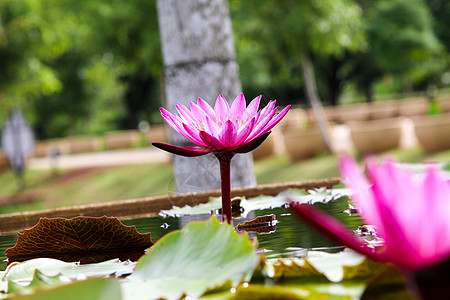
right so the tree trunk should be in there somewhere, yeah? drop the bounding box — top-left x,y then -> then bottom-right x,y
365,84 -> 374,103
301,51 -> 332,152
157,0 -> 256,194
326,56 -> 344,106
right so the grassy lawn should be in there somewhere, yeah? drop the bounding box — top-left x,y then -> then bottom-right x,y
1,147 -> 449,214
0,163 -> 174,214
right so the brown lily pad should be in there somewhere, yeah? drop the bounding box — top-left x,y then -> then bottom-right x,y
236,214 -> 277,234
6,216 -> 153,264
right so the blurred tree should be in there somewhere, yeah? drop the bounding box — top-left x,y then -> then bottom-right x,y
426,0 -> 450,52
1,0 -> 448,140
423,0 -> 450,88
84,0 -> 163,130
0,0 -> 63,126
0,0 -> 162,139
231,0 -> 443,105
322,0 -> 442,102
231,0 -> 364,151
230,0 -> 365,106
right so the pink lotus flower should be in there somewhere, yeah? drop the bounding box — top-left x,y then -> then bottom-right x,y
292,156 -> 450,272
153,93 -> 290,157
153,93 -> 290,223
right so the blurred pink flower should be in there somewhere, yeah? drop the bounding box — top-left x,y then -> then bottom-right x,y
153,93 -> 290,156
292,156 -> 450,272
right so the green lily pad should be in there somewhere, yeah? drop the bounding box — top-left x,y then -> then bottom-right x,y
199,282 -> 365,300
360,265 -> 411,300
160,188 -> 350,218
121,216 -> 259,300
231,284 -> 310,299
2,258 -> 136,282
159,196 -> 222,217
306,249 -> 381,282
232,282 -> 364,300
2,259 -> 133,298
6,277 -> 121,300
7,269 -> 69,295
259,249 -> 381,283
222,250 -> 376,300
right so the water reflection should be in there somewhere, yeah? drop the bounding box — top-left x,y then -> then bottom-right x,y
124,202 -> 361,261
0,233 -> 17,270
0,200 -> 361,271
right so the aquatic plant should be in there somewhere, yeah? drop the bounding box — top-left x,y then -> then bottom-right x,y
153,93 -> 290,223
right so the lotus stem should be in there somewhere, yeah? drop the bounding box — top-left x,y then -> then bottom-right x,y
216,153 -> 234,224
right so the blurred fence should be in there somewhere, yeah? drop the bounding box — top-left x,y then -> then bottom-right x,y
254,94 -> 450,160
0,125 -> 168,172
1,95 -> 450,173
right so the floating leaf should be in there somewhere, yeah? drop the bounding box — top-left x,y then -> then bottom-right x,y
306,249 -> 382,282
159,197 -> 222,217
121,216 -> 259,300
200,281 -> 366,300
260,249 -> 380,283
2,258 -> 136,283
6,277 -> 121,300
244,250 -> 382,300
231,284 -> 309,299
226,282 -> 367,300
7,269 -> 69,295
236,214 -> 277,234
267,257 -> 329,281
159,190 -> 299,218
6,216 -> 153,264
160,188 -> 350,218
360,265 -> 411,300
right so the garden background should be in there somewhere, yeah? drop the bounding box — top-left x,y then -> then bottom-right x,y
1,0 -> 450,212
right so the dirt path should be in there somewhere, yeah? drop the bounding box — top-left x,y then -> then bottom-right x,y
29,148 -> 170,170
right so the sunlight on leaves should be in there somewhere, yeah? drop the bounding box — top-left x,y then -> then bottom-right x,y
7,269 -> 69,295
2,258 -> 135,282
5,277 -> 121,300
260,248 -> 381,283
160,188 -> 351,218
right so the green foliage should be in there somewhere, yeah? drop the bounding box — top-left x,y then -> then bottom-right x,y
8,277 -> 121,300
348,0 -> 443,100
2,0 -> 450,136
0,0 -> 62,119
230,0 -> 365,106
368,0 -> 442,73
0,0 -> 162,139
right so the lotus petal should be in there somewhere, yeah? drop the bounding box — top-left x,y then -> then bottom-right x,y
152,143 -> 211,157
155,94 -> 290,156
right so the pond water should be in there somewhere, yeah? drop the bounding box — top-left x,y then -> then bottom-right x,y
0,197 -> 362,271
